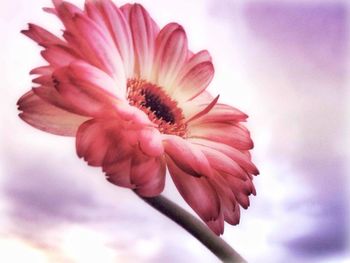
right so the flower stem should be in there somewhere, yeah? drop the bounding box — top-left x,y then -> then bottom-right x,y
136,193 -> 247,263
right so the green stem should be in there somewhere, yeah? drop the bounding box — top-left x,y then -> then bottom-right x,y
136,193 -> 247,263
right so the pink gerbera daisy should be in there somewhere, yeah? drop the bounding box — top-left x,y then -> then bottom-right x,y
17,0 -> 259,235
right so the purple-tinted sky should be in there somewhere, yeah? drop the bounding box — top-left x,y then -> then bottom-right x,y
245,2 -> 347,74
243,0 -> 348,259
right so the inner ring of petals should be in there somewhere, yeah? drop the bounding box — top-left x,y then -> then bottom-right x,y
127,79 -> 187,137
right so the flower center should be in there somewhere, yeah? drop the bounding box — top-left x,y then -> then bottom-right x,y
127,79 -> 187,137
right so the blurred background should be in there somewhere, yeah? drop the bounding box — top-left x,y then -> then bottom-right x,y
0,0 -> 349,262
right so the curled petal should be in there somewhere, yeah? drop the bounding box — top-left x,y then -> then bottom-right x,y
191,103 -> 248,124
185,95 -> 219,124
180,90 -> 214,118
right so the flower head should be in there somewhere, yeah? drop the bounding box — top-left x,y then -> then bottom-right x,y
17,0 -> 259,235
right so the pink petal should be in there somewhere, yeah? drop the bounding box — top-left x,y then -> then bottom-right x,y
85,0 -> 135,77
75,119 -> 115,166
191,103 -> 248,124
180,90 -> 214,118
52,61 -> 125,118
70,13 -> 126,86
33,85 -> 81,115
124,4 -> 159,78
30,66 -> 53,75
185,95 -> 219,124
21,23 -> 65,47
65,60 -> 125,99
17,90 -> 88,136
53,1 -> 84,33
221,174 -> 255,209
43,7 -> 57,15
166,156 -> 220,223
131,155 -> 166,197
188,122 -> 254,150
206,212 -> 224,235
210,175 -> 240,225
162,134 -> 212,178
103,131 -> 145,172
190,90 -> 214,103
105,158 -> 134,188
195,144 -> 249,181
120,3 -> 132,19
189,138 -> 259,175
153,23 -> 188,89
84,0 -> 106,29
183,50 -> 212,70
138,127 -> 164,157
41,45 -> 79,67
172,51 -> 214,102
32,75 -> 53,86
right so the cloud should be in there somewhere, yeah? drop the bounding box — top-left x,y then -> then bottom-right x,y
4,161 -> 99,226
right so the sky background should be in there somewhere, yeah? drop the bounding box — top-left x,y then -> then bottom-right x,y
0,0 -> 349,262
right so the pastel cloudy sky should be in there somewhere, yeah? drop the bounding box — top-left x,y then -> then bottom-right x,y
0,0 -> 349,262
